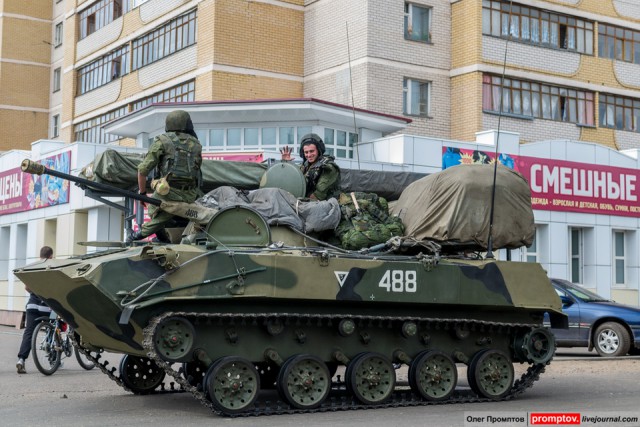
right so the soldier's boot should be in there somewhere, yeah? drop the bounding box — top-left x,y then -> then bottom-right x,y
126,230 -> 144,244
154,229 -> 172,244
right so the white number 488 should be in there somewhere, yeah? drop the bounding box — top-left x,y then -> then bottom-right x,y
378,270 -> 417,293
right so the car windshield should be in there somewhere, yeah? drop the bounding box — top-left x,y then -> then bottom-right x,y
556,280 -> 610,302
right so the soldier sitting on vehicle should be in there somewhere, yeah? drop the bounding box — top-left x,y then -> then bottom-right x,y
280,133 -> 341,201
128,110 -> 203,243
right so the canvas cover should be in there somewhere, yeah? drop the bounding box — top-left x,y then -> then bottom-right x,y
80,149 -> 267,193
161,187 -> 341,233
79,150 -> 424,199
391,164 -> 535,250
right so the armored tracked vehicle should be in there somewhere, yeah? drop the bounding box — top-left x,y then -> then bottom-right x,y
14,158 -> 567,416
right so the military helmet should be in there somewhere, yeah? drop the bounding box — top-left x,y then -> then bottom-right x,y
299,133 -> 325,158
165,110 -> 195,134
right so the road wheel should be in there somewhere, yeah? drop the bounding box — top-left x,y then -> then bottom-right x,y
594,322 -> 630,357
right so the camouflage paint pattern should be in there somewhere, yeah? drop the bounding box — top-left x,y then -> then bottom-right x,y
15,239 -> 563,359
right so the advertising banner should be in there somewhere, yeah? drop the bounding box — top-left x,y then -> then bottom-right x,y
0,152 -> 71,215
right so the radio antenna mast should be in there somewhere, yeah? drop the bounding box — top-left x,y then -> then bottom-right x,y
485,0 -> 514,259
346,22 -> 361,169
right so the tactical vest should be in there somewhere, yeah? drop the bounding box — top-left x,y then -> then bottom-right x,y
157,132 -> 201,187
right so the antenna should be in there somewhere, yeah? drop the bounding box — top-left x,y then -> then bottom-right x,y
485,0 -> 514,259
346,22 -> 361,169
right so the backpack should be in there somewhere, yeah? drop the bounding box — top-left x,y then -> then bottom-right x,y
157,132 -> 201,187
335,192 -> 405,250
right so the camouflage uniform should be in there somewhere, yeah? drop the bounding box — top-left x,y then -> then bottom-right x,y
297,133 -> 341,200
301,156 -> 341,200
135,110 -> 202,240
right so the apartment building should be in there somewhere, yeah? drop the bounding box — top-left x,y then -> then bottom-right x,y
5,1 -> 640,154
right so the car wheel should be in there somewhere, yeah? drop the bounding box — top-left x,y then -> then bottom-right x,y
594,322 -> 631,357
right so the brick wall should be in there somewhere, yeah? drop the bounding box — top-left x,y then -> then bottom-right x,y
214,0 -> 303,76
211,71 -> 303,100
0,111 -> 48,151
451,72 -> 482,142
452,0 -> 481,69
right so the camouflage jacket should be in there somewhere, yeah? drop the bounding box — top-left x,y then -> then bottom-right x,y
300,155 -> 341,200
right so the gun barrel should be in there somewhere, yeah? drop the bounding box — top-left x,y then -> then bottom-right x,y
20,159 -> 161,206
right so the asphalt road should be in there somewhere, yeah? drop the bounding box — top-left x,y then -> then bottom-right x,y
1,325 -> 639,427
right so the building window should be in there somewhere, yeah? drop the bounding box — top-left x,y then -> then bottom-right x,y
131,80 -> 195,111
52,115 -> 60,138
74,106 -> 127,144
599,94 -> 640,132
79,0 -> 123,39
404,3 -> 431,43
132,0 -> 150,7
482,0 -> 593,55
322,128 -> 357,159
132,10 -> 197,71
570,228 -> 583,284
482,74 -> 595,125
613,231 -> 626,286
54,22 -> 63,47
201,126 -> 358,159
77,45 -> 129,95
53,68 -> 61,92
403,78 -> 430,117
598,23 -> 640,64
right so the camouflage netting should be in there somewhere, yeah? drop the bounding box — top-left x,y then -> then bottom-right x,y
335,192 -> 405,250
390,164 -> 535,250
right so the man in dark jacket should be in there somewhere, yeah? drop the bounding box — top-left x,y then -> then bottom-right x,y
280,133 -> 341,200
16,246 -> 53,374
128,110 -> 203,243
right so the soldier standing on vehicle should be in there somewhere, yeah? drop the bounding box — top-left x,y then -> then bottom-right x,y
280,133 -> 341,201
128,110 -> 203,243
16,246 -> 53,374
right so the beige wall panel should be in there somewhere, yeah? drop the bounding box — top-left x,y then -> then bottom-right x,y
0,110 -> 48,151
195,73 -> 214,100
580,126 -> 617,150
0,63 -> 49,108
576,56 -> 619,88
118,72 -> 144,102
62,70 -> 76,130
1,0 -> 51,19
451,73 -> 483,142
56,212 -> 87,258
452,0 -> 482,69
211,71 -> 302,100
214,0 -> 303,76
2,17 -> 51,63
197,0 -> 216,65
121,4 -> 145,36
612,289 -> 639,307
